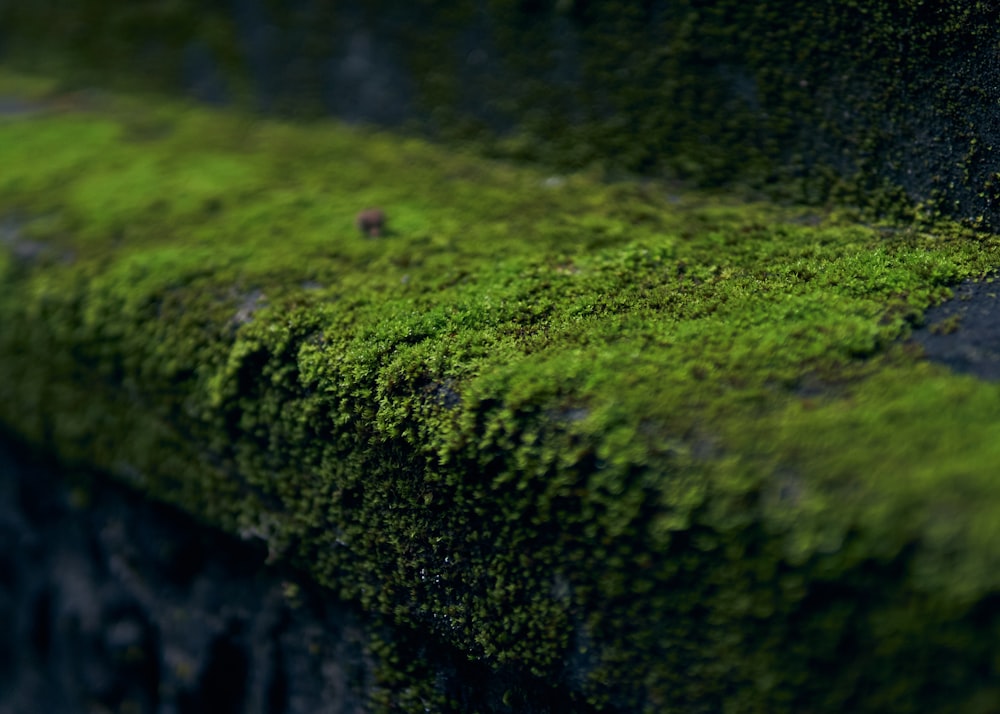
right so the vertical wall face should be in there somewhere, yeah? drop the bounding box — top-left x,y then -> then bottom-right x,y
1,434 -> 588,713
0,435 -> 369,714
1,0 -> 998,224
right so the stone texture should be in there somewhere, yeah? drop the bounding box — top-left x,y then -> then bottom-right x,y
0,435 -> 375,714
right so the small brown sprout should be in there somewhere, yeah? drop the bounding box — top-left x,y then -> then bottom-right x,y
356,207 -> 386,237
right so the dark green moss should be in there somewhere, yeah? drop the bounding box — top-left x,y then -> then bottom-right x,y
2,1 -> 997,226
2,72 -> 1000,711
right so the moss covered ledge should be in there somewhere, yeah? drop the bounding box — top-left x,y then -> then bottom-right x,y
2,70 -> 1000,712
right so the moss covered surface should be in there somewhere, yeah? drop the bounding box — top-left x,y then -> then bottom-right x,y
3,71 -> 1000,712
2,1 -> 999,226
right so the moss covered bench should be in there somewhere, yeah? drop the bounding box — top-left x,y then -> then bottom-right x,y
2,70 -> 1000,712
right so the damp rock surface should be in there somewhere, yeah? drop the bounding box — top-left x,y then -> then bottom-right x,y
912,279 -> 1000,381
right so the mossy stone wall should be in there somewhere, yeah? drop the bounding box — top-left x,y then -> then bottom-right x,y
2,74 -> 1000,709
3,2 -> 1000,711
2,0 -> 998,224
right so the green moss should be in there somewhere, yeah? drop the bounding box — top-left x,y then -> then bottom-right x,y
3,1 -> 998,225
2,70 -> 1000,711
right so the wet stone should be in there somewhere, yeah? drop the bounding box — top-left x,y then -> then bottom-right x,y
911,278 -> 1000,380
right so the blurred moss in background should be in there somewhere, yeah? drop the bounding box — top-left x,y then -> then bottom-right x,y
2,0 -> 998,225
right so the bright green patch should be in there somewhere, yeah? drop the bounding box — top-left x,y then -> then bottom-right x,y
2,69 -> 1000,712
